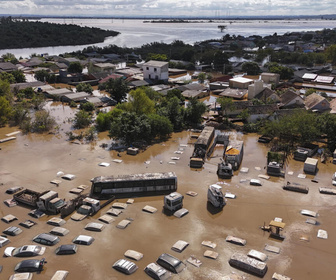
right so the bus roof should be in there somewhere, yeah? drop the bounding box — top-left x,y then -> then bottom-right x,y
92,172 -> 177,184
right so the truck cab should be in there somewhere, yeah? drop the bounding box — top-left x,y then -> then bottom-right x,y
71,197 -> 100,221
164,192 -> 183,212
207,184 -> 225,208
36,191 -> 66,214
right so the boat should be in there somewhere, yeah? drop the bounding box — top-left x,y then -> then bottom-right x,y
283,182 -> 309,194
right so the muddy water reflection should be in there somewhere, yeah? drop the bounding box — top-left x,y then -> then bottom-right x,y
0,129 -> 336,280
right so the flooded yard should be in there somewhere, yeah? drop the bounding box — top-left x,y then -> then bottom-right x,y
1,126 -> 336,279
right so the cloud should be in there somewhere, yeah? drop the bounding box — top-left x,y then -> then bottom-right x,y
0,0 -> 335,16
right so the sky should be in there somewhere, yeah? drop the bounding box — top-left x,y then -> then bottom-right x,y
0,0 -> 335,18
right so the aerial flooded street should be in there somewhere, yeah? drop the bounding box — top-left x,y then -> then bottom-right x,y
1,124 -> 336,279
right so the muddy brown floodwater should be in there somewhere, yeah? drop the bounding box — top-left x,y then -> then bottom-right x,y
1,125 -> 336,280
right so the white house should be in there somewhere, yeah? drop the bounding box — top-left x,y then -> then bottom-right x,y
143,60 -> 169,82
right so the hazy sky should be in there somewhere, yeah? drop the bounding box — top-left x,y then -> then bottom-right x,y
0,0 -> 334,17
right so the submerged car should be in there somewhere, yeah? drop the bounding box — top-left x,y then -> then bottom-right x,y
250,179 -> 262,186
144,262 -> 171,280
5,245 -> 46,257
0,236 -> 10,247
72,235 -> 94,246
14,258 -> 46,273
51,270 -> 69,280
9,273 -> 33,280
33,233 -> 60,246
3,226 -> 23,236
6,186 -> 23,194
112,259 -> 138,275
55,244 -> 78,255
156,253 -> 185,274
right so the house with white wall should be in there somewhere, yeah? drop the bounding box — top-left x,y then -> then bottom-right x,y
143,60 -> 169,83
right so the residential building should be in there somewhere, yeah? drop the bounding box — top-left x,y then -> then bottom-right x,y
260,73 -> 280,86
91,63 -> 117,74
0,62 -> 18,72
279,89 -> 304,108
143,60 -> 169,82
305,93 -> 330,112
229,77 -> 254,89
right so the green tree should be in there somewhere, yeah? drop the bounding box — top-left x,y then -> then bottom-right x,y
0,79 -> 13,103
12,104 -> 30,127
146,53 -> 168,61
22,87 -> 35,99
96,108 -> 123,132
73,110 -> 92,129
325,45 -> 336,65
109,112 -> 151,145
262,110 -> 319,147
242,62 -> 260,75
31,93 -> 46,110
305,88 -> 316,97
1,53 -> 18,64
128,88 -> 155,115
80,102 -> 95,112
197,72 -> 206,84
267,62 -> 294,80
158,97 -> 185,131
148,114 -> 173,139
34,69 -> 50,82
317,113 -> 336,152
76,83 -> 93,94
217,97 -> 235,118
11,70 -> 26,83
184,97 -> 207,126
167,88 -> 184,101
0,96 -> 12,126
68,61 -> 83,73
142,87 -> 162,101
31,110 -> 56,133
100,77 -> 128,103
0,72 -> 15,84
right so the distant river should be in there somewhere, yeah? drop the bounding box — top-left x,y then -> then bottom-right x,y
1,18 -> 336,58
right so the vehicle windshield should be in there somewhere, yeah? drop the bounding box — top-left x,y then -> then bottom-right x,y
53,199 -> 65,208
13,247 -> 21,255
78,206 -> 90,215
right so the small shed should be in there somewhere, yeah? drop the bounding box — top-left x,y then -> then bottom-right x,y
304,158 -> 318,174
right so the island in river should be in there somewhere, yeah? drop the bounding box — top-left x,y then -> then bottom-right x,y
0,17 -> 119,50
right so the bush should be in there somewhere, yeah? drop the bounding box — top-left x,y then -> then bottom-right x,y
31,110 -> 56,133
80,102 -> 95,112
73,110 -> 92,129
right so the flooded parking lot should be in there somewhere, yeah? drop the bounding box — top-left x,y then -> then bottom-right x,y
1,126 -> 336,279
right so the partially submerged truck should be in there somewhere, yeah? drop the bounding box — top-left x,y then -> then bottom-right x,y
71,197 -> 101,221
70,196 -> 115,221
163,192 -> 184,212
14,189 -> 66,215
207,184 -> 226,208
36,191 -> 67,214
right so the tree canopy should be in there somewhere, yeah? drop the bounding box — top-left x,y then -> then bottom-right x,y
0,17 -> 119,49
99,77 -> 129,103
